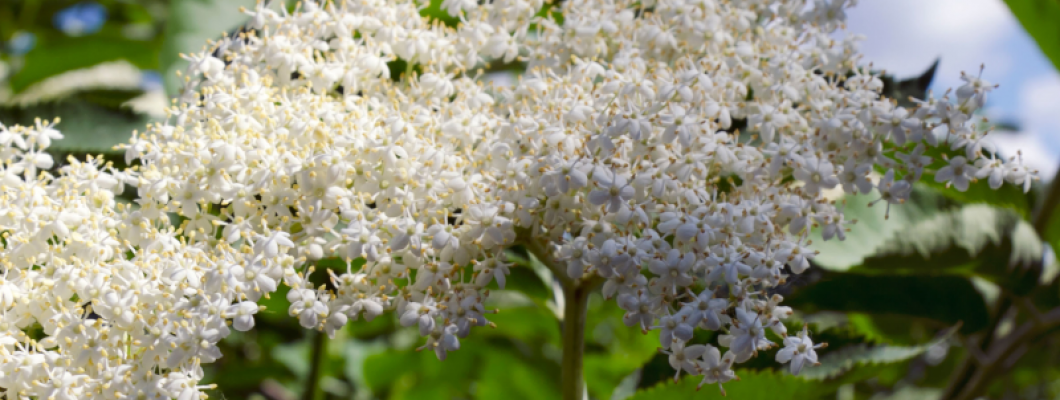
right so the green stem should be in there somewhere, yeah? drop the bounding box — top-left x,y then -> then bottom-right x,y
17,0 -> 40,30
302,330 -> 327,400
514,227 -> 595,400
561,283 -> 590,400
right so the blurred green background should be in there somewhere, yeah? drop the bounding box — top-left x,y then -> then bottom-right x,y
3,0 -> 1060,399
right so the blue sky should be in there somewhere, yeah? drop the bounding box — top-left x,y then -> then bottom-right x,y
844,0 -> 1060,178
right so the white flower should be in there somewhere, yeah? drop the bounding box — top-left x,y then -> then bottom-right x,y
588,171 -> 635,213
287,289 -> 329,329
0,0 -> 1038,394
665,339 -> 708,381
648,249 -> 695,294
541,159 -> 590,197
656,308 -> 696,349
696,346 -> 737,394
419,324 -> 462,361
793,157 -> 839,195
776,325 -> 825,375
935,156 -> 977,192
618,291 -> 655,332
749,103 -> 789,143
719,307 -> 773,363
226,301 -> 262,331
975,155 -> 1005,189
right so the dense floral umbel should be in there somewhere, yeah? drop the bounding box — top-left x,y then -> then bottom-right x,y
0,0 -> 1036,398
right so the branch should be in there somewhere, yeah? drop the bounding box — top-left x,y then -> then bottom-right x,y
515,226 -> 574,289
947,302 -> 1060,400
944,162 -> 1060,400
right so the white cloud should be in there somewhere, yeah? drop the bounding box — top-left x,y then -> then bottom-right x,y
986,132 -> 1058,180
980,74 -> 1060,179
844,0 -> 1018,88
995,74 -> 1060,178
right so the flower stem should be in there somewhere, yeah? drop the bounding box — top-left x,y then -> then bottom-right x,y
561,282 -> 590,400
514,228 -> 600,400
302,330 -> 327,400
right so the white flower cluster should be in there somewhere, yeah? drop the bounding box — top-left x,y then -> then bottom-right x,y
0,0 -> 1037,398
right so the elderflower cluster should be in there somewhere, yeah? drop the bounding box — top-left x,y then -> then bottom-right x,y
0,0 -> 1038,398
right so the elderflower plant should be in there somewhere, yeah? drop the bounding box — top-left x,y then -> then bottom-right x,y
0,0 -> 1038,398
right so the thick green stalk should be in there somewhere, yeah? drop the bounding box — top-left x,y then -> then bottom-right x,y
514,227 -> 590,400
302,330 -> 327,400
561,283 -> 590,400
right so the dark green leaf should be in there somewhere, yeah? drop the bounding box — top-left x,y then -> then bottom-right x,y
811,184 -> 954,271
346,313 -> 399,340
9,37 -> 159,93
627,370 -> 823,399
500,246 -> 556,309
880,59 -> 937,108
0,99 -> 149,155
918,175 -> 1032,220
419,0 -> 460,28
852,205 -> 1044,290
257,284 -> 292,324
272,339 -> 311,377
475,348 -> 560,400
501,267 -> 554,305
483,306 -> 559,345
161,0 -> 255,96
73,89 -> 147,109
785,273 -> 990,333
362,349 -> 420,391
583,293 -> 660,399
800,325 -> 956,380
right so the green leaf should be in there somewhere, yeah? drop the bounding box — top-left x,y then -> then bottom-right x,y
77,89 -> 147,110
346,313 -> 399,340
0,99 -> 148,155
501,246 -> 557,310
474,348 -> 560,400
419,0 -> 460,28
800,325 -> 956,380
869,385 -> 944,400
362,349 -> 420,391
811,184 -> 954,271
627,370 -> 822,399
879,59 -> 937,108
918,175 -> 1032,219
812,181 -> 1045,293
272,339 -> 312,378
583,293 -> 661,400
9,37 -> 159,93
784,273 -> 990,333
1042,203 -> 1060,283
1002,0 -> 1060,72
483,306 -> 560,345
161,0 -> 256,96
496,265 -> 555,309
257,284 -> 292,324
851,205 -> 1043,288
